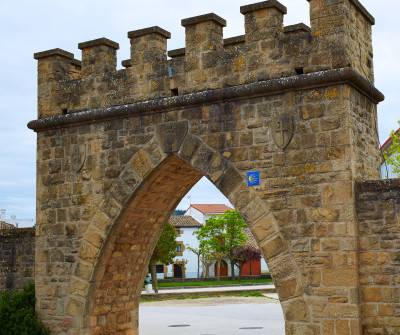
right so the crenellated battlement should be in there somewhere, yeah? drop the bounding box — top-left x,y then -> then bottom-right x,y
33,0 -> 375,119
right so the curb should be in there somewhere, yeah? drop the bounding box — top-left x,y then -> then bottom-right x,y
141,287 -> 277,301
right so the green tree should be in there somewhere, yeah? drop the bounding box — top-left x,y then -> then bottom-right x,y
383,121 -> 400,177
223,210 -> 247,279
149,222 -> 177,293
194,209 -> 247,282
172,209 -> 185,216
0,282 -> 49,335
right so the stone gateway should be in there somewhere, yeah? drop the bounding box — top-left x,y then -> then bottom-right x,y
26,0 -> 400,334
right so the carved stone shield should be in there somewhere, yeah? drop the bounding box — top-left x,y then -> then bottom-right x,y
70,144 -> 86,172
271,115 -> 294,149
155,121 -> 188,153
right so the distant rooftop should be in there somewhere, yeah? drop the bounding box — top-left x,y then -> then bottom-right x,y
0,221 -> 16,230
380,128 -> 400,158
169,216 -> 202,228
187,204 -> 233,214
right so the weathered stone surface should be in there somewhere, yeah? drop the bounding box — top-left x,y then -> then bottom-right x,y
155,121 -> 188,153
0,228 -> 35,293
26,1 -> 394,335
356,179 -> 400,334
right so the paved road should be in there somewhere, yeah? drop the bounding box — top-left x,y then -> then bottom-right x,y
139,294 -> 285,335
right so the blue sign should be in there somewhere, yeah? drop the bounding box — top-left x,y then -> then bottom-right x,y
247,171 -> 260,186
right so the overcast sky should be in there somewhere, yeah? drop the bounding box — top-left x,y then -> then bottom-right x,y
0,0 -> 398,221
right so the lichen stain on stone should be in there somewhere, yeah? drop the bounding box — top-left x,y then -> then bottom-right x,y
233,56 -> 244,73
151,81 -> 159,90
307,90 -> 322,100
324,88 -> 340,100
106,55 -> 113,64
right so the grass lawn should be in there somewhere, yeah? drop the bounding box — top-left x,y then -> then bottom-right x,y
157,278 -> 273,288
141,292 -> 268,302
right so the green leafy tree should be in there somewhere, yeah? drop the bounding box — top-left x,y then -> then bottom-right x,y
194,214 -> 226,283
194,209 -> 247,282
149,222 -> 177,293
383,121 -> 400,177
223,210 -> 247,279
172,209 -> 185,216
0,282 -> 49,335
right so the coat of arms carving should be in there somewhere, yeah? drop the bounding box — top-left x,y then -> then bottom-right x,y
70,144 -> 87,172
271,115 -> 294,149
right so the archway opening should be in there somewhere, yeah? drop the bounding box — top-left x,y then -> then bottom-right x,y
138,175 -> 284,335
86,153 -> 289,334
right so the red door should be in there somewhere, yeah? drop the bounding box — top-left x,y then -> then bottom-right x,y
215,260 -> 228,277
241,259 -> 261,276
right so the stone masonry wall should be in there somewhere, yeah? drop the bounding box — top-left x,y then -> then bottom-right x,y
0,228 -> 35,292
28,1 -> 390,334
356,179 -> 400,335
33,0 -> 375,119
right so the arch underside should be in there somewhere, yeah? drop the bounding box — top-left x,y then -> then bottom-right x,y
88,155 -> 202,334
79,143 -> 309,335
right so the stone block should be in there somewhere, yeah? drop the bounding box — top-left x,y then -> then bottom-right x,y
310,207 -> 340,223
300,104 -> 325,120
335,320 -> 350,334
323,268 -> 358,286
275,276 -> 303,301
66,297 -> 85,316
323,182 -> 353,206
250,213 -> 277,243
79,242 -> 99,264
261,234 -> 287,260
130,150 -> 154,179
362,287 -> 382,302
281,297 -> 310,322
360,252 -> 376,266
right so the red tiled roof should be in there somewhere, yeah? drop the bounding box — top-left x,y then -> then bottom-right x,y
380,128 -> 400,155
169,216 -> 202,228
0,221 -> 16,230
187,204 -> 233,214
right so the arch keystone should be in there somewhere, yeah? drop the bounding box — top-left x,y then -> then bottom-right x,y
155,121 -> 188,153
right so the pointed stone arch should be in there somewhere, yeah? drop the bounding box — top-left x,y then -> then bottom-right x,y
62,134 -> 307,334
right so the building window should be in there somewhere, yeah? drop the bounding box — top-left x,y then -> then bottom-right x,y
176,244 -> 182,252
176,229 -> 180,235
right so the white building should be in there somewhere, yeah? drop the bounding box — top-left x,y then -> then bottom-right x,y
0,209 -> 34,228
380,128 -> 399,179
167,215 -> 203,279
184,204 -> 233,224
159,204 -> 268,279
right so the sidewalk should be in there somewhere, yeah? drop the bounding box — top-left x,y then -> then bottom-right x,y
141,283 -> 276,300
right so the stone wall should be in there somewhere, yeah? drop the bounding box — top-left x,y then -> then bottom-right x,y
356,179 -> 400,335
32,0 -> 375,119
28,1 -> 393,334
0,228 -> 35,292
